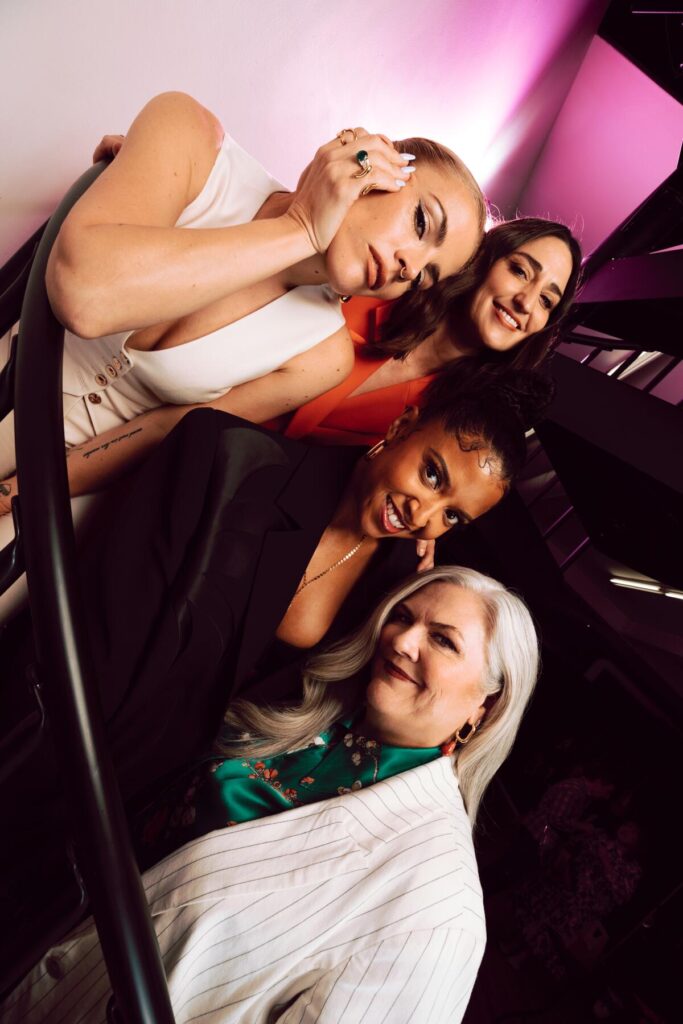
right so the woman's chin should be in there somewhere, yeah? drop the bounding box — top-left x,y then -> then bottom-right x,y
480,330 -> 521,354
338,279 -> 377,300
326,261 -> 386,300
324,259 -> 361,300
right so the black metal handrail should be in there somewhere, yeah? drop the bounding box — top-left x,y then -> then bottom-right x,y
13,163 -> 175,1023
0,220 -> 47,338
0,501 -> 23,596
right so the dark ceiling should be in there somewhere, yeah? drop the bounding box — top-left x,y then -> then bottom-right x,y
599,0 -> 683,102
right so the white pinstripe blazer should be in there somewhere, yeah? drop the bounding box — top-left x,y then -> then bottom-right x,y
3,757 -> 485,1023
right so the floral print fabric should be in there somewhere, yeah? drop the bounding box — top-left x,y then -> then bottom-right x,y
137,717 -> 439,866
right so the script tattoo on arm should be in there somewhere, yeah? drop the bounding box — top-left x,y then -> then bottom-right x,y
75,427 -> 144,460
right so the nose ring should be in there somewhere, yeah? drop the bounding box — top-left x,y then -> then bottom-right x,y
399,266 -> 409,280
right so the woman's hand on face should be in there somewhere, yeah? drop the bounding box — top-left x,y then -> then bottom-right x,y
92,134 -> 126,164
285,129 -> 413,254
0,477 -> 16,517
415,538 -> 435,571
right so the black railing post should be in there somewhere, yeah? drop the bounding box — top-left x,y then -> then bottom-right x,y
13,163 -> 175,1024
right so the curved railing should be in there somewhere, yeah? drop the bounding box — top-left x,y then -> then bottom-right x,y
9,163 -> 175,1023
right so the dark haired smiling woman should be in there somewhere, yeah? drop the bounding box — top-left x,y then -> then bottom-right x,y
283,216 -> 581,445
379,216 -> 582,368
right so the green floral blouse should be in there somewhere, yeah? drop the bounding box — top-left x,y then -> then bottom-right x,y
137,717 -> 440,865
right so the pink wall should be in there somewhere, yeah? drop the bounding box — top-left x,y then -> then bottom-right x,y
518,36 -> 683,255
1,0 -> 606,266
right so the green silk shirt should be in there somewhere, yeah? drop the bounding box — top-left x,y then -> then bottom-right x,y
138,717 -> 440,865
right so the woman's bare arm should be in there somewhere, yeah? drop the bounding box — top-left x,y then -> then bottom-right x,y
47,93 -> 313,337
217,327 -> 354,421
0,328 -> 354,508
47,92 -> 408,338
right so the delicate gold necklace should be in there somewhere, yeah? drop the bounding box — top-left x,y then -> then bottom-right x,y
294,535 -> 367,597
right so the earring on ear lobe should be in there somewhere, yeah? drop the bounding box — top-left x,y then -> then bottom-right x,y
365,439 -> 386,461
340,295 -> 351,303
456,722 -> 477,745
440,721 -> 478,758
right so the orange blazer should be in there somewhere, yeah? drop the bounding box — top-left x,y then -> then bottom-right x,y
284,297 -> 436,447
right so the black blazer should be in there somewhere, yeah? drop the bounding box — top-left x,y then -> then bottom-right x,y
77,410 -> 416,799
0,411 -> 417,932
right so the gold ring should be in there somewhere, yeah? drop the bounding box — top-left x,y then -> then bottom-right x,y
336,128 -> 357,146
360,182 -> 380,196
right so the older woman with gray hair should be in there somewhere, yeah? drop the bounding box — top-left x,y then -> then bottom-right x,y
4,565 -> 538,1024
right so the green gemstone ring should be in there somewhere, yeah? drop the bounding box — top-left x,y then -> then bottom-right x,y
353,150 -> 372,179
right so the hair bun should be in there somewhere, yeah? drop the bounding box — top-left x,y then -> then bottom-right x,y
488,365 -> 556,432
423,355 -> 555,431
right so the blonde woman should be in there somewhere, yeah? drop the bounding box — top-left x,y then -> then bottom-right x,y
0,92 -> 484,492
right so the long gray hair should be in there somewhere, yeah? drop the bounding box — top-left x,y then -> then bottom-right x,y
222,566 -> 539,825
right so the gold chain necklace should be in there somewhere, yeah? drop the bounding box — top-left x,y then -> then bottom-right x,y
294,535 -> 367,597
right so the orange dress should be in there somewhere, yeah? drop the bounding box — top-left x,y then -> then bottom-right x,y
284,297 -> 436,446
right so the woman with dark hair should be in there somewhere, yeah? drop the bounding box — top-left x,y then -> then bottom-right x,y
4,566 -> 539,1023
379,216 -> 582,368
283,217 -> 581,445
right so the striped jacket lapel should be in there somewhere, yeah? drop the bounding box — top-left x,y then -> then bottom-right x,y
143,757 -> 468,913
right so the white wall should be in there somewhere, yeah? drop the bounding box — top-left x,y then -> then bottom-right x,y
1,0 -> 606,264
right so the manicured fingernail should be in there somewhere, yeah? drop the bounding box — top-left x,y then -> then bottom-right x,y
400,153 -> 416,161
401,165 -> 416,175
394,179 -> 407,188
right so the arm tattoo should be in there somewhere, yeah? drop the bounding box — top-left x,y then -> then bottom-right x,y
78,427 -> 144,460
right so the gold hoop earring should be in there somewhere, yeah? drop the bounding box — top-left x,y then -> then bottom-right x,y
455,722 -> 477,746
441,722 -> 478,758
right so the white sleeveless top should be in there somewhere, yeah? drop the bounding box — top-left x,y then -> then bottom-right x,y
59,135 -> 345,444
